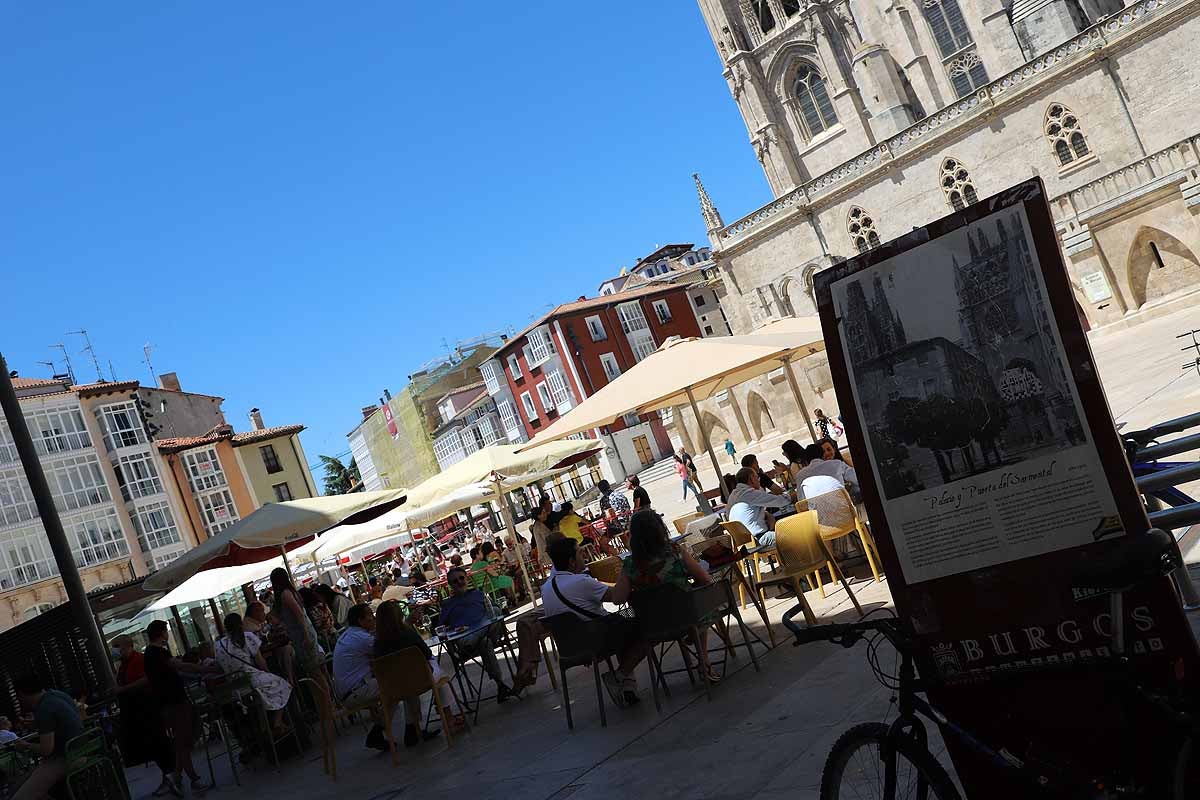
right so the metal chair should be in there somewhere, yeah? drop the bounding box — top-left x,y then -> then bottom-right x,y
372,648 -> 464,765
542,613 -> 621,730
758,511 -> 864,627
64,728 -> 125,800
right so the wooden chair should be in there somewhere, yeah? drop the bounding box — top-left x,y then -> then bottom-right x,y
586,556 -> 623,585
672,512 -> 706,536
718,520 -> 778,608
759,511 -> 864,627
372,648 -> 463,764
300,677 -> 380,781
797,488 -> 883,592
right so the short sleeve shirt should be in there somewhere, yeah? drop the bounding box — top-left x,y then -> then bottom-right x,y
144,644 -> 187,705
540,569 -> 609,620
332,626 -> 375,698
34,690 -> 84,757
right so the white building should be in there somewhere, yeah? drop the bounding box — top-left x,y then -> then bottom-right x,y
431,384 -> 505,470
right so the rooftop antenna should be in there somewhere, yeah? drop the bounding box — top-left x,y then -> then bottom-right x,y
108,359 -> 117,382
36,360 -> 56,377
50,344 -> 76,384
67,330 -> 104,382
143,344 -> 158,386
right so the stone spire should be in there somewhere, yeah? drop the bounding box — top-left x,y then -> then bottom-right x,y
693,172 -> 725,234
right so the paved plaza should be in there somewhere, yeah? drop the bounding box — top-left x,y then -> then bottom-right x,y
124,306 -> 1198,800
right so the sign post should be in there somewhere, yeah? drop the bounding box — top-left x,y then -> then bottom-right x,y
813,179 -> 1199,797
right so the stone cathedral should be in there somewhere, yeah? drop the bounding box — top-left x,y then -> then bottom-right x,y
669,0 -> 1200,457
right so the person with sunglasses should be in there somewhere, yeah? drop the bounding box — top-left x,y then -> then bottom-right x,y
439,567 -> 515,703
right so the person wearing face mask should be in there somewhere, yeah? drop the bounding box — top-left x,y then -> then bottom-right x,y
112,635 -> 176,796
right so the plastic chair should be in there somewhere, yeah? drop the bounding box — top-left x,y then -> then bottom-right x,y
761,511 -> 864,626
718,520 -> 778,608
300,676 -> 380,781
372,648 -> 463,764
672,512 -> 705,536
64,728 -> 125,800
798,489 -> 883,589
542,613 -> 620,730
586,556 -> 623,585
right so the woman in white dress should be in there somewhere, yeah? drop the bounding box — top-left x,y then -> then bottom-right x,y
216,613 -> 293,735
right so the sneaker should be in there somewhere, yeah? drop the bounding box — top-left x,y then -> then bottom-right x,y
601,671 -> 627,708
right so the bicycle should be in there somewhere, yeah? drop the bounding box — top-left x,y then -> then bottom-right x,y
788,528 -> 1197,799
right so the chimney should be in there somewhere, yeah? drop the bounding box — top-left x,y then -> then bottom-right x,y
578,295 -> 587,302
158,372 -> 181,392
361,406 -> 378,421
248,408 -> 265,430
383,388 -> 392,401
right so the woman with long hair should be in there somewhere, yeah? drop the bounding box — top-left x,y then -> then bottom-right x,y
298,586 -> 336,641
780,439 -> 807,485
270,567 -> 329,694
215,613 -> 293,735
373,601 -> 464,742
817,436 -> 853,468
618,509 -> 723,683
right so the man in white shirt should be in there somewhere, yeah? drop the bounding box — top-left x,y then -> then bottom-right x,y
540,538 -> 646,707
792,443 -> 861,502
727,467 -> 793,547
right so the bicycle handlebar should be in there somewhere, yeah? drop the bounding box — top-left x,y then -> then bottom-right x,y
790,616 -> 909,648
1123,411 -> 1200,447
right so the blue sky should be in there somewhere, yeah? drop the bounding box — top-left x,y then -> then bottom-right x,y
1,1 -> 771,470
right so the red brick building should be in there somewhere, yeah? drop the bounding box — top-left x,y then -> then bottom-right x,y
479,283 -> 703,477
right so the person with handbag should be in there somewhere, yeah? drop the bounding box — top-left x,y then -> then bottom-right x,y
215,614 -> 293,737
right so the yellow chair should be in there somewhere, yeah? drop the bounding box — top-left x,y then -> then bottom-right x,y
718,520 -> 779,608
586,556 -> 623,584
798,489 -> 883,591
672,512 -> 706,536
372,647 -> 463,765
764,510 -> 864,626
300,677 -> 381,781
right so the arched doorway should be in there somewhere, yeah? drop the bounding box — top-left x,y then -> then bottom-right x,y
1126,227 -> 1200,307
746,392 -> 777,440
699,411 -> 731,448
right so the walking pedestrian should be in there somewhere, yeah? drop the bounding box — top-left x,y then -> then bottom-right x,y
724,438 -> 736,460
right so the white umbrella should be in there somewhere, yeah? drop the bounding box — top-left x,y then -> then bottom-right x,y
146,557 -> 285,611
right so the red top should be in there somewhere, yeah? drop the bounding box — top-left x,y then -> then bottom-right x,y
118,651 -> 145,685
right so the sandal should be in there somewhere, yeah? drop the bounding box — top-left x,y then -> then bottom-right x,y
704,668 -> 722,684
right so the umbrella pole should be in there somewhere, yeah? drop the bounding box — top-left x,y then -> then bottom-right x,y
782,356 -> 819,444
494,475 -> 537,608
686,387 -> 725,507
279,545 -> 294,580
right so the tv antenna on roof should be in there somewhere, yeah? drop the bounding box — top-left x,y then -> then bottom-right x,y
67,329 -> 104,382
36,360 -> 56,377
143,344 -> 158,386
50,343 -> 76,384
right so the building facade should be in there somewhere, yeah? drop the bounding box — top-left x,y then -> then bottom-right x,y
604,243 -> 735,338
673,0 -> 1200,454
431,385 -> 506,470
481,283 -> 705,478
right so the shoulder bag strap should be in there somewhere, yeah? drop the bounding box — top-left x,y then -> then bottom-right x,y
551,576 -> 606,620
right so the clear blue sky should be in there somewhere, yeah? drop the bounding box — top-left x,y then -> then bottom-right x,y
1,1 -> 770,471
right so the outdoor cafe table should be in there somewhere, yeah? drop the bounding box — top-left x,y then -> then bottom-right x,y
428,613 -> 519,724
669,532 -> 777,647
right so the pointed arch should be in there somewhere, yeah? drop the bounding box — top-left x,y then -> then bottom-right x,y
847,207 -> 881,254
1045,103 -> 1091,167
939,157 -> 978,211
745,392 -> 777,440
1126,227 -> 1200,307
698,411 -> 731,446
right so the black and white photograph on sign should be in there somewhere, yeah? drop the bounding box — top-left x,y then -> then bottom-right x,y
829,201 -> 1121,585
836,208 -> 1085,500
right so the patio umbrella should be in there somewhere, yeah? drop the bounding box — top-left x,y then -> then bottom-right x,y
293,503 -> 420,562
401,439 -> 605,606
516,320 -> 825,501
143,489 -> 408,594
146,556 -> 285,610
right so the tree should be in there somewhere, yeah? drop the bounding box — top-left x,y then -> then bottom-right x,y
319,455 -> 359,495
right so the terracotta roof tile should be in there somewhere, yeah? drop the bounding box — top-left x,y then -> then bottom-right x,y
72,380 -> 140,397
231,424 -> 305,446
156,425 -> 235,454
11,377 -> 69,390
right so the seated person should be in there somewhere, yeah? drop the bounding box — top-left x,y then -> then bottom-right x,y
372,601 -> 457,745
727,467 -> 792,547
791,443 -> 861,503
215,614 -> 291,736
818,436 -> 854,469
617,510 -> 724,684
541,537 -> 645,706
438,568 -> 515,702
476,542 -> 517,605
331,604 -> 389,751
12,674 -> 84,800
741,453 -> 782,494
552,502 -> 586,544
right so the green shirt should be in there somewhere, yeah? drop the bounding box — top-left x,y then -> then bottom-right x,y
35,689 -> 84,758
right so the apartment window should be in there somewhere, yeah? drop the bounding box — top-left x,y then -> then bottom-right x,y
183,447 -> 228,491
68,507 -> 130,567
0,468 -> 38,526
507,354 -> 523,381
116,451 -> 164,500
27,406 -> 91,455
46,454 -> 110,511
272,482 -> 293,502
599,353 -> 621,382
22,603 -> 56,621
694,294 -> 707,308
0,422 -> 17,465
197,488 -> 239,535
478,415 -> 500,446
480,362 -> 501,394
705,325 -> 715,335
153,551 -> 182,570
652,299 -> 673,324
434,431 -> 466,467
519,392 -> 537,422
527,328 -> 555,368
98,402 -> 146,450
131,500 -> 182,552
535,382 -> 555,414
260,444 -> 282,474
623,413 -> 642,427
497,401 -> 521,439
1,526 -> 55,589
546,371 -> 573,412
616,301 -> 650,334
631,337 -> 658,362
585,315 -> 607,342
921,0 -> 988,98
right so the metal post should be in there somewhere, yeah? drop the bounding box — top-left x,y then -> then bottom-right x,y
209,598 -> 225,636
685,386 -> 724,510
0,358 -> 116,692
495,475 -> 537,607
782,356 -> 819,443
170,605 -> 191,651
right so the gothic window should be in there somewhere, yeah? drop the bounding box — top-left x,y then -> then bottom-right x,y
921,0 -> 988,97
848,207 -> 881,254
791,62 -> 838,140
1045,104 -> 1091,166
749,1 -> 775,35
940,158 -> 978,210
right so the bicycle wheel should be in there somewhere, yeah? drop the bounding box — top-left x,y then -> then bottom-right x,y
820,722 -> 962,800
